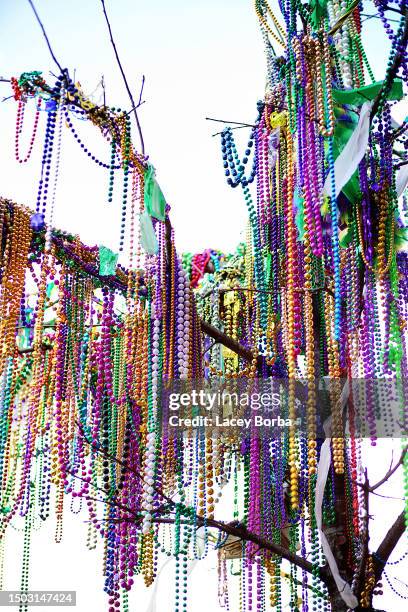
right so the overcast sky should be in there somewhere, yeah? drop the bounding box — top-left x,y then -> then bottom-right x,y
0,0 -> 402,256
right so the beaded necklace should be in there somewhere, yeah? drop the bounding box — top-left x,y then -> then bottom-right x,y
1,3 -> 408,609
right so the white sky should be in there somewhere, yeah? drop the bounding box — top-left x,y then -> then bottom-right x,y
0,1 -> 407,610
0,1 -> 403,255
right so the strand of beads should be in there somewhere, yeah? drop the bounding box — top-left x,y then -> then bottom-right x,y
33,78 -> 62,223
15,97 -> 42,164
118,114 -> 131,252
64,107 -> 121,170
45,86 -> 65,252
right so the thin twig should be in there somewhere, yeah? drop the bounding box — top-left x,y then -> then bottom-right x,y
138,75 -> 145,107
361,12 -> 400,24
78,422 -> 178,509
100,0 -> 145,154
371,10 -> 408,120
125,75 -> 146,117
281,571 -> 328,599
369,448 -> 407,492
352,448 -> 407,495
387,449 -> 395,475
101,74 -> 106,106
377,5 -> 405,16
26,0 -> 64,75
205,117 -> 256,128
66,470 -> 113,498
369,491 -> 404,500
85,494 -> 137,516
212,125 -> 251,137
207,103 -> 323,135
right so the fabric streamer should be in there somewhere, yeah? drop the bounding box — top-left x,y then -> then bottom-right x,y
397,163 -> 408,198
315,383 -> 358,609
99,245 -> 119,276
332,79 -> 403,106
323,102 -> 373,200
144,163 -> 166,221
309,0 -> 328,30
140,211 -> 159,254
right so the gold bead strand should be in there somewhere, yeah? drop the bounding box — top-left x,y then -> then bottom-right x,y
284,126 -> 299,509
303,226 -> 317,475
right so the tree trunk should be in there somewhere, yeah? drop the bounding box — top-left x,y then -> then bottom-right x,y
327,586 -> 349,611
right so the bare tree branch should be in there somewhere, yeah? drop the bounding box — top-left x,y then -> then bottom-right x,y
152,514 -> 327,582
200,319 -> 256,363
373,511 -> 406,584
79,423 -> 329,583
26,0 -> 64,75
205,116 -> 256,128
100,0 -> 145,155
370,9 -> 408,120
370,448 -> 407,492
137,75 -> 145,107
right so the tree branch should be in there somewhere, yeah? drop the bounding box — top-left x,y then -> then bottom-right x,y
369,448 -> 407,492
370,9 -> 408,120
26,0 -> 64,75
153,514 -> 327,582
81,424 -> 329,583
137,75 -> 145,107
373,511 -> 406,583
205,117 -> 256,128
351,448 -> 407,496
200,319 -> 257,363
100,0 -> 145,155
4,199 -> 257,363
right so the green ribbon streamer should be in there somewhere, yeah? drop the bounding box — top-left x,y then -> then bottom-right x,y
144,163 -> 166,221
98,245 -> 118,276
265,252 -> 272,286
330,78 -> 403,204
332,79 -> 403,106
294,188 -> 305,242
18,71 -> 43,87
332,107 -> 360,203
309,0 -> 328,30
140,211 -> 159,255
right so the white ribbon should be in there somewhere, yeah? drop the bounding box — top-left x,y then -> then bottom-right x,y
396,163 -> 408,197
323,101 -> 373,199
315,382 -> 359,609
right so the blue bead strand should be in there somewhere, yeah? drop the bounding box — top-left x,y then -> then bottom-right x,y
328,136 -> 342,341
64,108 -> 121,170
